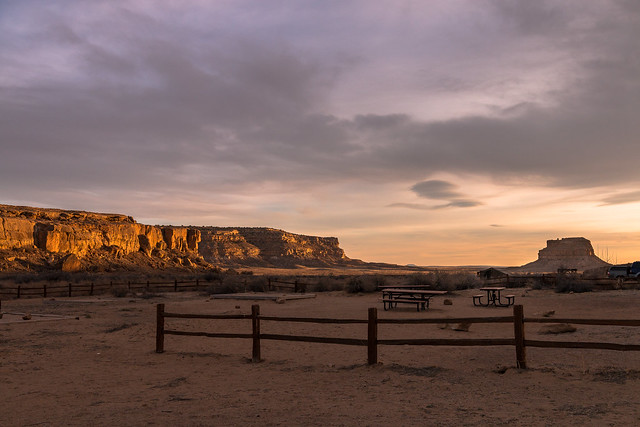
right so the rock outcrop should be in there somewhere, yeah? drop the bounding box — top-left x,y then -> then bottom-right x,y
0,204 -> 352,272
0,204 -> 205,272
519,237 -> 609,273
197,227 -> 349,266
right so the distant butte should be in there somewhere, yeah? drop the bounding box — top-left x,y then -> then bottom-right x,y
517,237 -> 610,273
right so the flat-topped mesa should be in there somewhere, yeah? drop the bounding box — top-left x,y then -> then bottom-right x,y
520,237 -> 609,273
538,237 -> 595,259
0,204 -> 352,272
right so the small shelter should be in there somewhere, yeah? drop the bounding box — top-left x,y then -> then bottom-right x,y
477,268 -> 509,280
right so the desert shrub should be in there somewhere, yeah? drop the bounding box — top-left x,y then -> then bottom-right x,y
527,276 -> 556,290
345,276 -> 364,293
202,269 -> 224,282
311,278 -> 330,292
311,277 -> 343,292
246,276 -> 268,292
110,285 -> 129,298
406,273 -> 433,287
203,281 -> 241,295
409,271 -> 480,291
345,276 -> 378,293
555,275 -> 593,293
137,290 -> 161,299
369,275 -> 388,290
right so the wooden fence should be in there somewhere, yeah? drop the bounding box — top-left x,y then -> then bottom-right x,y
267,278 -> 307,293
0,276 -> 310,299
155,304 -> 640,368
0,279 -> 205,299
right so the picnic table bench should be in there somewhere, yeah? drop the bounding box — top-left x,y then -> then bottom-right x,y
473,287 -> 515,307
378,284 -> 432,290
381,288 -> 448,311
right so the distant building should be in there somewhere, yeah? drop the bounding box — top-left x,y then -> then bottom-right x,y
477,268 -> 509,280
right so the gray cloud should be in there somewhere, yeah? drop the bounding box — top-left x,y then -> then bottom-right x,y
388,200 -> 481,211
601,191 -> 640,206
390,180 -> 482,210
411,180 -> 461,200
1,0 -> 639,214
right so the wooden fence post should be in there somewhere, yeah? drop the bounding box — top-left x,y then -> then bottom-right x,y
252,304 -> 261,362
195,279 -> 199,290
513,304 -> 527,369
294,280 -> 299,293
90,283 -> 94,296
268,278 -> 272,291
174,279 -> 178,292
147,280 -> 150,290
368,307 -> 378,365
43,284 -> 47,298
68,283 -> 72,297
156,304 -> 165,353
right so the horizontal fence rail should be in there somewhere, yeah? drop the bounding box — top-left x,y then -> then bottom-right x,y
267,278 -> 307,293
0,279 -> 208,299
155,304 -> 640,368
1,277 -> 313,300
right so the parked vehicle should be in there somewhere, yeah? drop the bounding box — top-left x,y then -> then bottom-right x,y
608,265 -> 630,278
607,262 -> 640,279
631,261 -> 640,277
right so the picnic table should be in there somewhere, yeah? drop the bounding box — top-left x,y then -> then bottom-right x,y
473,287 -> 515,307
381,288 -> 448,311
378,284 -> 432,290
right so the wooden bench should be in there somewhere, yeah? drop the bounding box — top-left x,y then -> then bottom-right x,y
382,298 -> 429,311
504,295 -> 515,305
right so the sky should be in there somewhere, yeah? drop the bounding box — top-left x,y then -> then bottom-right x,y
1,0 -> 640,266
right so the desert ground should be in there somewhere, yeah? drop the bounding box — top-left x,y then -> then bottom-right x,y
3,286 -> 640,426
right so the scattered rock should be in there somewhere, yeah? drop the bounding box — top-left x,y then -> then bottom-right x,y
453,322 -> 471,332
493,365 -> 509,374
539,323 -> 576,334
275,298 -> 286,304
60,253 -> 82,272
542,310 -> 555,317
443,299 -> 453,305
22,314 -> 32,320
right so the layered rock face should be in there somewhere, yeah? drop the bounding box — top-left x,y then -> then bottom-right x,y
0,204 -> 204,272
538,237 -> 595,259
0,204 -> 351,272
520,237 -> 609,273
198,227 -> 349,266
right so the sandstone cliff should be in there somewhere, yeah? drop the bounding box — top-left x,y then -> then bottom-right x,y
198,227 -> 349,267
0,204 -> 205,272
519,237 -> 610,273
0,204 -> 351,272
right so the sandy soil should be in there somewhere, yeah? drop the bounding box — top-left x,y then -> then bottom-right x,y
3,288 -> 640,426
